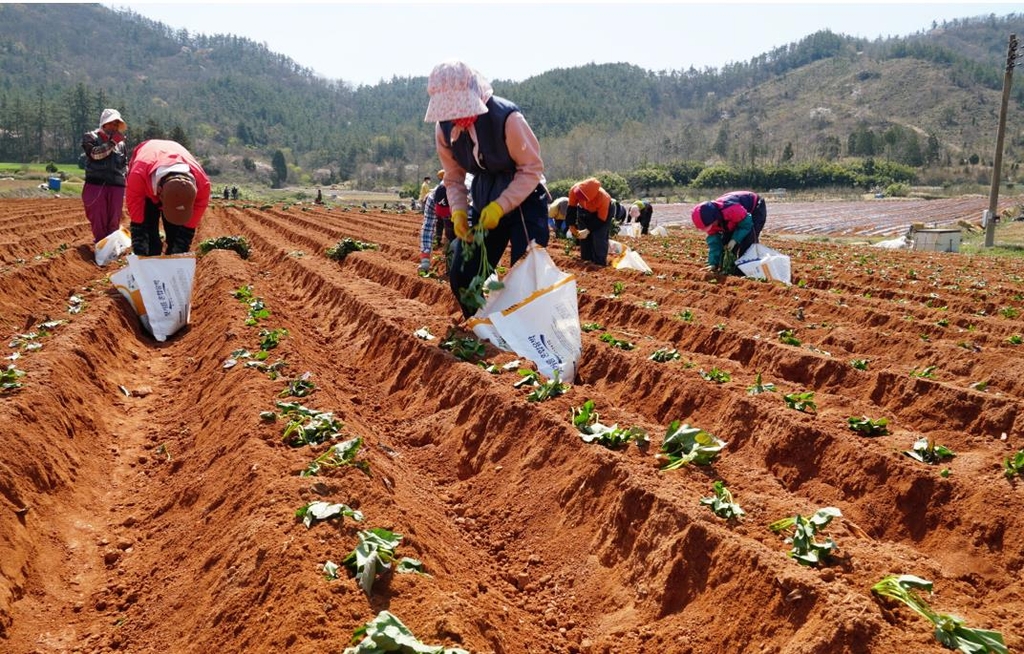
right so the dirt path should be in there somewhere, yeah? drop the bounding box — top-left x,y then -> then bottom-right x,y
1,197 -> 1023,653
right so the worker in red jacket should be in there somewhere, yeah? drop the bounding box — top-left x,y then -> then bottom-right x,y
125,139 -> 211,256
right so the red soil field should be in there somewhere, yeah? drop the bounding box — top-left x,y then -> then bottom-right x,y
1,196 -> 1022,654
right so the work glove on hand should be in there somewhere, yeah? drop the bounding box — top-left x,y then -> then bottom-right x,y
726,239 -> 737,251
576,228 -> 591,240
480,201 -> 504,230
110,132 -> 125,144
418,253 -> 431,273
452,210 -> 470,241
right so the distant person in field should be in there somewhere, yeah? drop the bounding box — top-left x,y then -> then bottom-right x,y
81,108 -> 129,243
418,170 -> 452,273
231,186 -> 239,200
425,59 -> 550,318
565,177 -> 626,267
629,200 -> 654,235
691,190 -> 767,274
125,139 -> 211,256
548,196 -> 568,238
418,176 -> 432,207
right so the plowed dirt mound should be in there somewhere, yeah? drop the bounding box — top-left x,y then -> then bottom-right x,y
1,197 -> 1022,654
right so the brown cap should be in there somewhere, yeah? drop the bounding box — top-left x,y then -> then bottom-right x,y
160,176 -> 196,226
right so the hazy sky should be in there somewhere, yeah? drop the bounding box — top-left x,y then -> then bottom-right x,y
109,2 -> 1018,87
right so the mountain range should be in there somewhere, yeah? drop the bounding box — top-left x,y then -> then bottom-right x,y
0,3 -> 1021,191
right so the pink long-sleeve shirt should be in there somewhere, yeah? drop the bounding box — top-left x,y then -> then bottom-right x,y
435,111 -> 544,216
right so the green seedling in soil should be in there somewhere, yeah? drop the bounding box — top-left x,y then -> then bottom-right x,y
850,358 -> 870,371
1003,451 -> 1024,480
936,318 -> 950,327
300,437 -> 370,477
154,443 -> 171,461
783,391 -> 817,413
769,507 -> 842,567
677,309 -> 695,322
599,333 -> 634,350
341,527 -> 421,596
280,372 -> 315,398
326,237 -> 378,262
1007,334 -> 1022,345
440,328 -> 486,362
571,399 -> 648,449
519,369 -> 568,402
276,401 -> 344,447
650,348 -> 680,363
232,284 -> 254,302
871,575 -> 1007,654
969,380 -> 989,392
658,421 -> 726,470
638,300 -> 659,310
847,416 -> 889,436
611,281 -> 625,297
258,327 -> 288,350
747,372 -> 776,395
343,611 -> 469,654
1,364 -> 25,394
295,501 -> 363,529
244,359 -> 288,379
197,235 -> 250,259
700,481 -> 745,520
581,322 -> 604,332
778,329 -> 801,346
999,306 -> 1019,319
699,367 -> 731,384
910,365 -> 937,379
904,437 -> 955,465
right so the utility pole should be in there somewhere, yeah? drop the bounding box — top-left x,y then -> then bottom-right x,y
985,33 -> 1018,247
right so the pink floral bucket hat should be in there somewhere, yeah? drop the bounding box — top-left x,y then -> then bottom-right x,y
424,61 -> 493,123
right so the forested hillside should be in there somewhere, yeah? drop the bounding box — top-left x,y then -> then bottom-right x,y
0,3 -> 1021,192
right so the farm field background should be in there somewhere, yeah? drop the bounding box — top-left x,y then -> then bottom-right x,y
1,195 -> 1023,653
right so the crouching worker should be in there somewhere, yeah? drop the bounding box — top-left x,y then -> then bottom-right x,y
691,190 -> 766,274
565,178 -> 626,267
629,200 -> 654,235
125,139 -> 211,256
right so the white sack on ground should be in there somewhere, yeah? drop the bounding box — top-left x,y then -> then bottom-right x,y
111,253 -> 196,341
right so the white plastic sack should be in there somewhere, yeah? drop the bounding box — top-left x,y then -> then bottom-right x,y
619,223 -> 642,238
110,253 -> 196,341
650,225 -> 668,237
608,239 -> 625,256
873,235 -> 913,249
466,243 -> 581,382
95,227 -> 131,266
610,248 -> 653,274
736,243 -> 791,285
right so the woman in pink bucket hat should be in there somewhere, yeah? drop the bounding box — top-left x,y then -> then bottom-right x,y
425,60 -> 550,319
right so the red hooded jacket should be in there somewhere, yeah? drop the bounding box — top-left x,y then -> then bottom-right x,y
125,140 -> 211,230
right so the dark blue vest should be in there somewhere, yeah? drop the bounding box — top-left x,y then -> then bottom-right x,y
439,96 -> 547,222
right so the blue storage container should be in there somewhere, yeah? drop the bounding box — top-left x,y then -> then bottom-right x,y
47,177 -> 61,191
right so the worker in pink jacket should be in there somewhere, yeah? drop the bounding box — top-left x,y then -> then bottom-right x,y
125,139 -> 211,256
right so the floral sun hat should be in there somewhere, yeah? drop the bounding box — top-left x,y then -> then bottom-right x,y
424,61 -> 493,123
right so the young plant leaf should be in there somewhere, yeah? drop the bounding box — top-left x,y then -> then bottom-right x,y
658,421 -> 726,469
295,501 -> 364,529
344,610 -> 469,654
